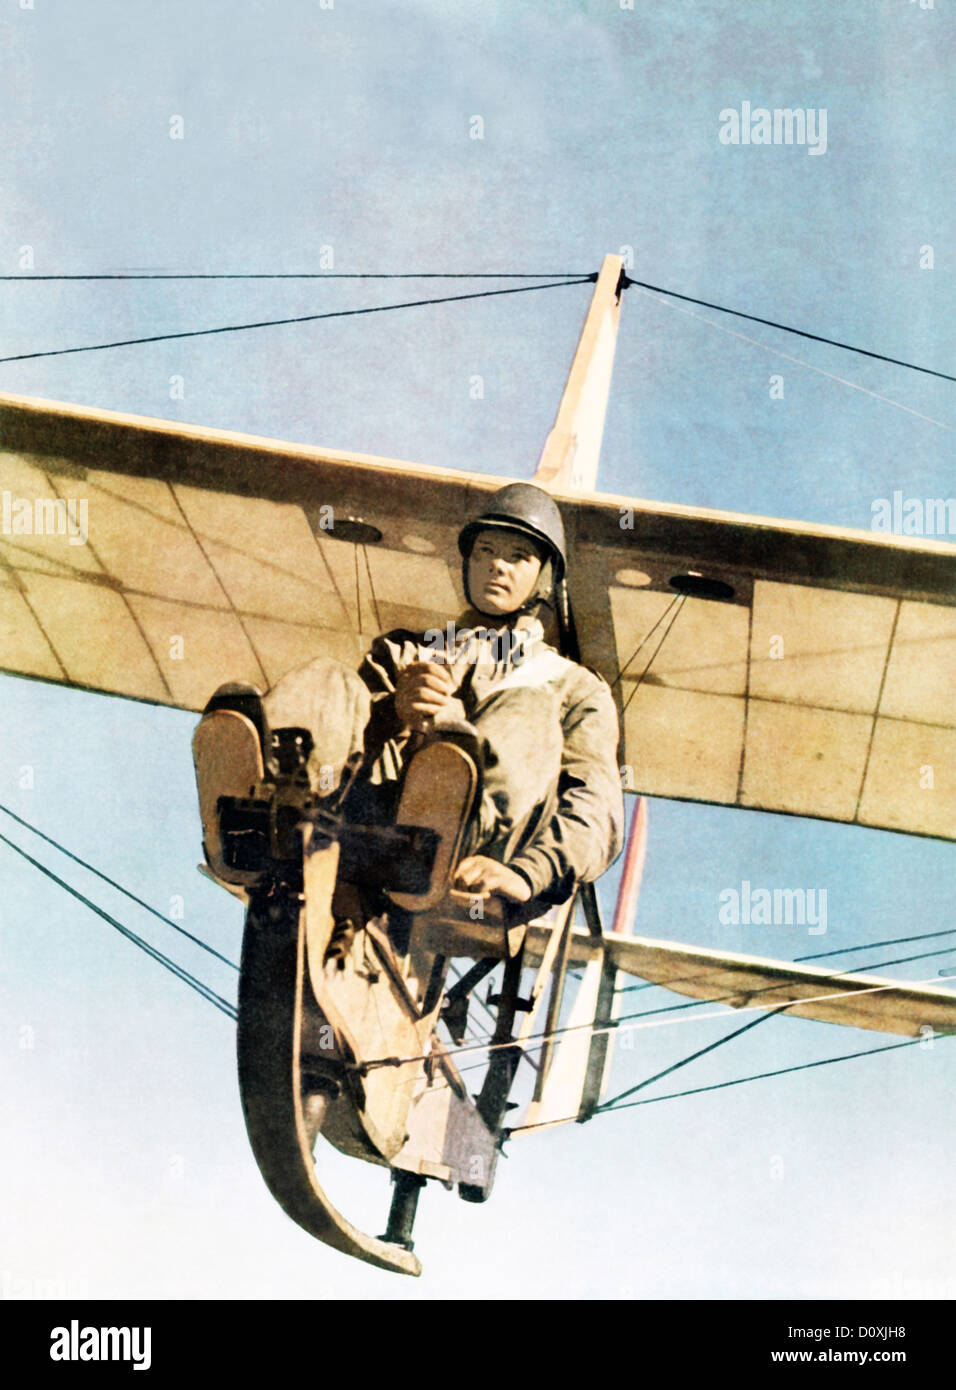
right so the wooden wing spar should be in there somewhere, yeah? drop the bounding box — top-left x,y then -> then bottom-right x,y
0,382 -> 952,840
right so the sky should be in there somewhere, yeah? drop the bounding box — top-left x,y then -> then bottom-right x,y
0,0 -> 953,1301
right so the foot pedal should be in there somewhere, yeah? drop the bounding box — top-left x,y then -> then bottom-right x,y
388,742 -> 477,912
193,709 -> 266,886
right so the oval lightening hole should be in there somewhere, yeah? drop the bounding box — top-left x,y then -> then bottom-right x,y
326,517 -> 383,545
669,573 -> 736,601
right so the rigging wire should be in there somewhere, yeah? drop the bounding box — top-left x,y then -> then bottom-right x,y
618,924 -> 956,993
3,266 -> 950,380
359,967 -> 956,1072
631,285 -> 954,432
610,592 -> 682,690
0,272 -> 595,281
0,278 -> 593,364
390,980 -> 955,1119
507,1035 -> 946,1132
0,829 -> 237,1020
614,943 -> 956,1025
597,1010 -> 776,1111
621,275 -> 955,383
794,930 -> 956,966
595,1034 -> 947,1116
353,545 -> 363,634
0,802 -> 239,970
621,595 -> 688,716
367,916 -> 956,1111
362,545 -> 383,635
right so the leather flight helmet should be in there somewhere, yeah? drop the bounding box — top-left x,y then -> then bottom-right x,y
457,483 -> 567,584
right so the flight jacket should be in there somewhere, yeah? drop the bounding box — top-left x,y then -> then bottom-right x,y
355,616 -> 625,903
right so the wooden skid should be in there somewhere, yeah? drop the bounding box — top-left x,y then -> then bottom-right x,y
237,835 -> 500,1271
236,856 -> 422,1276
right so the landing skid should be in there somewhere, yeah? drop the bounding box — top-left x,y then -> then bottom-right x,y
232,731 -> 499,1275
237,854 -> 422,1276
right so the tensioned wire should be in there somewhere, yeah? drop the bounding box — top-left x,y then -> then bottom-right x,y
629,284 -> 954,431
596,938 -> 956,1112
619,595 -> 688,715
376,969 -> 955,1124
619,275 -> 954,383
380,965 -> 955,1131
2,270 -> 951,379
0,801 -> 238,970
358,964 -> 956,1072
0,829 -> 237,1020
618,924 -> 956,991
0,272 -> 596,280
610,945 -> 956,1028
0,279 -> 593,363
2,813 -> 952,1121
3,801 -> 953,1063
507,1035 -> 945,1133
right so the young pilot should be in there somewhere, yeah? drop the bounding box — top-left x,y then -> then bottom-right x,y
195,484 -> 623,908
348,483 -> 624,905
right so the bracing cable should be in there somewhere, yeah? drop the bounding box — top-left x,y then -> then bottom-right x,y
506,1034 -> 948,1132
597,1010 -> 777,1111
0,830 -> 237,1021
618,924 -> 956,994
359,966 -> 956,1073
594,1034 -> 947,1116
0,271 -> 594,281
615,944 -> 956,1025
0,278 -> 593,364
621,275 -> 955,382
0,802 -> 238,970
4,268 -> 950,379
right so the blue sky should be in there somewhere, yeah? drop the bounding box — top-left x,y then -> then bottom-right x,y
0,0 -> 953,1299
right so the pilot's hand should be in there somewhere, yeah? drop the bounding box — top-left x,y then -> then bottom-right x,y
394,660 -> 455,733
454,856 -> 532,903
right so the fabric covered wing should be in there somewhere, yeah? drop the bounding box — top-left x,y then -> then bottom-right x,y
569,488 -> 955,841
0,392 -> 490,711
0,391 -> 952,841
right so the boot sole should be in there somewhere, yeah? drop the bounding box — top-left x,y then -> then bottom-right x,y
193,709 -> 266,886
388,742 -> 478,912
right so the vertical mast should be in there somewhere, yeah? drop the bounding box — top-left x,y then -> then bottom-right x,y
532,252 -> 626,494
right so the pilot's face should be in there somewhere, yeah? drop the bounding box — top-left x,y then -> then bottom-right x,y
467,528 -> 544,617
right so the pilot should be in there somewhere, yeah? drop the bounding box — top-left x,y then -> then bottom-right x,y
348,483 -> 624,905
196,484 -> 624,909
